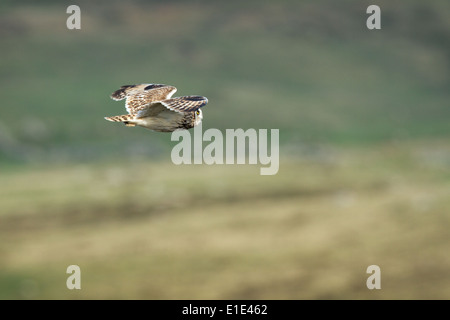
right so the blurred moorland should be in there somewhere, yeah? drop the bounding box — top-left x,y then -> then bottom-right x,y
0,0 -> 449,299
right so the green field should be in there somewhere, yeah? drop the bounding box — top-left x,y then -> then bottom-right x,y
1,143 -> 450,299
0,0 -> 449,299
1,0 -> 449,164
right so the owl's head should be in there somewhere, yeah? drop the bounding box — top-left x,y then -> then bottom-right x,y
194,109 -> 203,126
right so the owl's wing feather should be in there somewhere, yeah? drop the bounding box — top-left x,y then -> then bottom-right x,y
160,96 -> 208,113
136,102 -> 171,118
110,84 -> 177,115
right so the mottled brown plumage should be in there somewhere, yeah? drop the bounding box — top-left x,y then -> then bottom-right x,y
105,83 -> 208,132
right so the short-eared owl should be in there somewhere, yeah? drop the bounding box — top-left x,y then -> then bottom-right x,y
104,84 -> 208,132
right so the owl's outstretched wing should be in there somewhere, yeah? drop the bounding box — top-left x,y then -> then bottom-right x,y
136,102 -> 170,118
136,96 -> 208,118
110,84 -> 177,115
160,96 -> 208,113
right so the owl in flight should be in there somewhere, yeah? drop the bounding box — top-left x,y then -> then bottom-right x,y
104,84 -> 208,132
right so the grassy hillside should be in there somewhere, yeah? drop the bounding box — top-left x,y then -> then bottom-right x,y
0,1 -> 449,300
1,143 -> 449,299
0,0 -> 449,164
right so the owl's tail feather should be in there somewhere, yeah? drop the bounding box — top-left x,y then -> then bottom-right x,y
104,114 -> 136,126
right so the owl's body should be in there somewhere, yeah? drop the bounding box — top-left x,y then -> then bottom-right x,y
105,84 -> 208,132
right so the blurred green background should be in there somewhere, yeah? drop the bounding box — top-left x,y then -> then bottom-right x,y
1,0 -> 449,299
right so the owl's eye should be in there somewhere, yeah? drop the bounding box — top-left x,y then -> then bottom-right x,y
196,110 -> 200,115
